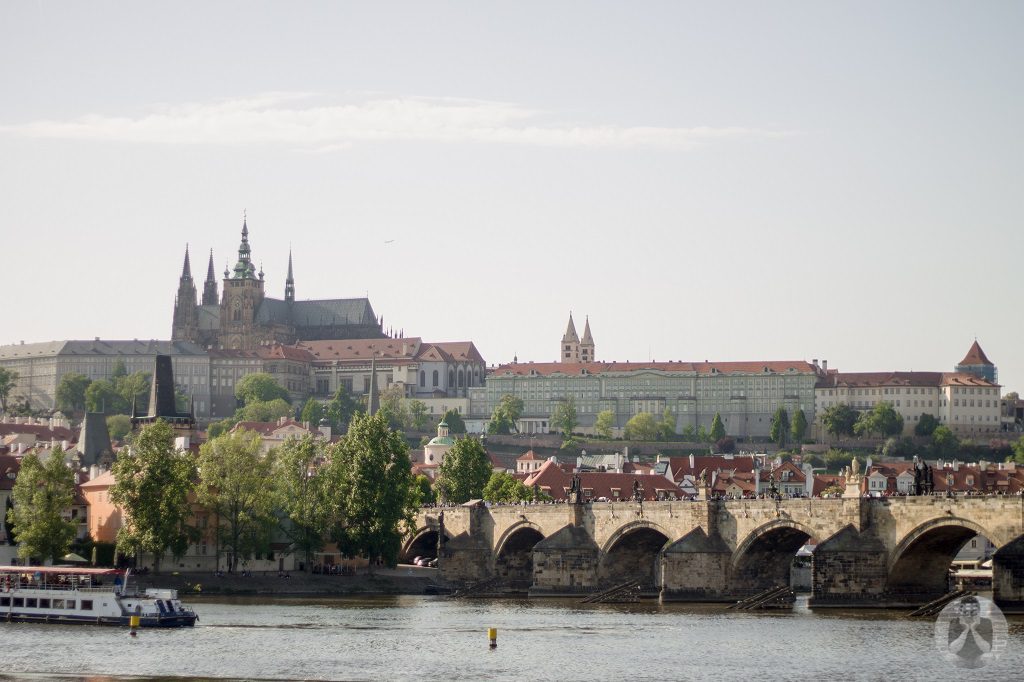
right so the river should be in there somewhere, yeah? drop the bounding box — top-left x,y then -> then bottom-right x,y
1,595 -> 1021,681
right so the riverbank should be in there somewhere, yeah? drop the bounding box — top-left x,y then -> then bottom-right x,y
131,564 -> 444,596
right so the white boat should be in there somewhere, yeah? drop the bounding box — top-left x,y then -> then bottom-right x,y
0,565 -> 197,628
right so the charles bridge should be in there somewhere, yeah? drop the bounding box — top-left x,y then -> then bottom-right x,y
404,495 -> 1024,608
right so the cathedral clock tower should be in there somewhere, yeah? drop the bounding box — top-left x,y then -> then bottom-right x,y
219,217 -> 266,350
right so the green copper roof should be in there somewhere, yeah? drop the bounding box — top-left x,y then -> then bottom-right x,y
427,436 -> 455,447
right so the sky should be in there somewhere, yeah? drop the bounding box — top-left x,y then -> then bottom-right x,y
1,2 -> 1022,389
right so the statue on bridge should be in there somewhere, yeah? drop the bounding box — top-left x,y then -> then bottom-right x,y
849,456 -> 860,480
632,479 -> 643,502
569,474 -> 584,505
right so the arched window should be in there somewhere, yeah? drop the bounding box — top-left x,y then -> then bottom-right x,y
458,369 -> 465,388
420,370 -> 425,387
449,369 -> 455,387
432,370 -> 439,387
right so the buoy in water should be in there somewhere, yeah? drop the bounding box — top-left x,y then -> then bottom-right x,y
488,627 -> 497,648
129,614 -> 140,637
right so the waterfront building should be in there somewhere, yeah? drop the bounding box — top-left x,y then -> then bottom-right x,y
0,339 -> 211,418
468,359 -> 821,437
171,219 -> 384,350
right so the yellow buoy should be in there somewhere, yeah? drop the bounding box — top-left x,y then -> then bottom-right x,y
129,614 -> 140,636
488,627 -> 497,648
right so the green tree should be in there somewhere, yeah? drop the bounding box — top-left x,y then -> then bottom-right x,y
551,397 -> 578,435
488,395 -> 524,435
327,386 -> 361,432
378,384 -> 409,430
710,412 -> 726,442
234,373 -> 291,406
1013,436 -> 1024,465
681,424 -> 697,441
482,471 -> 535,504
55,373 -> 91,414
234,398 -> 293,423
441,409 -> 467,434
624,412 -> 659,441
435,437 -> 492,504
207,418 -> 235,439
931,425 -> 960,459
914,413 -> 939,437
7,448 -> 76,563
197,429 -> 278,572
408,400 -> 430,431
274,434 -> 331,570
110,420 -> 197,573
85,380 -> 125,415
854,402 -> 904,438
770,407 -> 790,448
114,371 -> 151,413
658,408 -> 677,440
822,403 -> 859,438
106,414 -> 133,442
823,448 -> 850,471
594,409 -> 616,439
326,412 -> 415,569
412,474 -> 435,505
300,398 -> 325,426
696,424 -> 709,443
0,367 -> 20,413
791,408 -> 808,443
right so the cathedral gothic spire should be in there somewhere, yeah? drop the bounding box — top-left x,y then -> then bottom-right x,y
202,249 -> 219,305
285,249 -> 295,302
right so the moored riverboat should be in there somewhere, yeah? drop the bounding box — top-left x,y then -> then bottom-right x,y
0,566 -> 197,628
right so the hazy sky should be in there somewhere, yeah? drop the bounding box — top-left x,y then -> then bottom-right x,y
2,2 -> 1021,389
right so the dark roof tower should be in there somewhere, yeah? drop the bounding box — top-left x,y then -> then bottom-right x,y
561,312 -> 580,362
285,249 -> 295,303
202,249 -> 219,305
562,313 -> 579,344
131,355 -> 196,430
76,412 -> 114,469
180,245 -> 193,280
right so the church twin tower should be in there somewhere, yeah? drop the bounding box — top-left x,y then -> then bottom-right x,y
560,313 -> 595,363
172,217 -> 382,350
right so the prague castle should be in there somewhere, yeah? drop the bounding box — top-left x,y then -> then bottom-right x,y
171,218 -> 385,350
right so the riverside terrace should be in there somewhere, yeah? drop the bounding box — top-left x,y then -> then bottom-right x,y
405,495 -> 1024,609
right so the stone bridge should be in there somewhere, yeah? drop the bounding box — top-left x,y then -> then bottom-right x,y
405,496 -> 1024,608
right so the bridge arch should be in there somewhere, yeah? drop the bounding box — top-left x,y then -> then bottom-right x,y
599,521 -> 672,589
731,519 -> 817,595
493,521 -> 546,586
401,526 -> 449,563
886,516 -> 996,602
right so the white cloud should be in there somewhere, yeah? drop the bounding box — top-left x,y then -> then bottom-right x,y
0,93 -> 786,151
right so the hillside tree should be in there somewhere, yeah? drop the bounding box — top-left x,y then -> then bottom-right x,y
7,448 -> 76,563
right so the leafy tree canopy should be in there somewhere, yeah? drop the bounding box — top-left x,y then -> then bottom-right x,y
624,412 -> 659,441
274,434 -> 332,569
56,373 -> 91,414
110,420 -> 197,573
551,397 -> 578,436
7,448 -> 76,563
326,412 -> 415,568
594,410 -> 615,439
106,414 -> 133,442
914,413 -> 939,437
235,373 -> 291,406
482,471 -> 536,504
854,402 -> 903,438
791,409 -> 808,443
441,409 -> 467,434
435,437 -> 491,504
770,407 -> 790,447
710,412 -> 726,442
0,367 -> 20,413
822,403 -> 859,438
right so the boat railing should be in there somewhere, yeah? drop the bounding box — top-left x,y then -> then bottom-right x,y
5,582 -> 116,594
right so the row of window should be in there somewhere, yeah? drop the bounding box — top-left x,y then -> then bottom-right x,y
0,597 -> 92,610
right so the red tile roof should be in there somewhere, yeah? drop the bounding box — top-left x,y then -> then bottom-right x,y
0,454 -> 19,491
668,455 -> 757,480
298,338 -> 422,361
959,341 -> 993,367
232,419 -> 315,436
818,371 -> 997,389
0,424 -> 76,442
490,360 -> 818,377
522,460 -> 684,501
517,450 -> 542,461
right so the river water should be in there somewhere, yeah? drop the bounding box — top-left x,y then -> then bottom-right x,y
1,595 -> 1021,681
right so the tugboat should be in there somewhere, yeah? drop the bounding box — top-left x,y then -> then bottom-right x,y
0,565 -> 198,627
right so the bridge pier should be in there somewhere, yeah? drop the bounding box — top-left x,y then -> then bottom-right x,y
809,525 -> 888,607
660,528 -> 732,602
993,535 -> 1024,613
